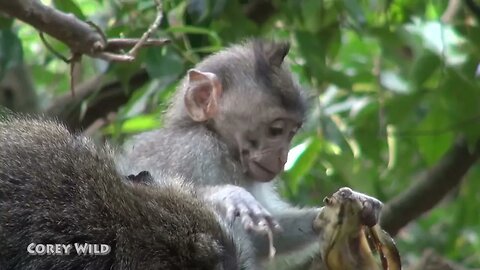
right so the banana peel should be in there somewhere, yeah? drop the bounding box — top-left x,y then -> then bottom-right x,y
313,187 -> 402,270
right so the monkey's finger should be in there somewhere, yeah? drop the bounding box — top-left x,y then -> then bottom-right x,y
264,216 -> 282,232
225,205 -> 241,223
249,206 -> 276,231
238,204 -> 255,232
250,205 -> 282,232
254,218 -> 272,234
241,218 -> 255,232
249,204 -> 268,218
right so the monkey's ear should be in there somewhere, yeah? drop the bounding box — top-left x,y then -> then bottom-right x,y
184,69 -> 223,122
267,42 -> 290,66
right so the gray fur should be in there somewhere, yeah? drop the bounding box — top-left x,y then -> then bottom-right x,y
0,116 -> 241,270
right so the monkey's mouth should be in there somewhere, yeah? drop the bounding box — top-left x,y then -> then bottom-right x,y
249,161 -> 277,181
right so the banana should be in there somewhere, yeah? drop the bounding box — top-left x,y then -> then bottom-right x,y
313,187 -> 402,270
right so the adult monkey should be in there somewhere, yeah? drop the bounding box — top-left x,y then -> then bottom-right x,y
121,40 -> 358,267
0,116 -> 248,270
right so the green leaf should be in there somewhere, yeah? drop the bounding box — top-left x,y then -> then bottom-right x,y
440,67 -> 480,146
0,29 -> 23,79
137,0 -> 155,11
284,137 -> 322,194
166,26 -> 222,46
416,108 -> 454,166
325,68 -> 352,89
295,31 -> 326,83
385,92 -> 423,125
0,16 -> 13,29
104,114 -> 161,134
300,0 -> 337,32
409,49 -> 441,88
342,0 -> 366,26
53,0 -> 86,20
185,0 -> 210,23
145,47 -> 184,80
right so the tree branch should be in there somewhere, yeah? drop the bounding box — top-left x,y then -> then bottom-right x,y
47,70 -> 150,131
0,0 -> 104,55
442,0 -> 462,23
0,0 -> 168,61
381,137 -> 480,236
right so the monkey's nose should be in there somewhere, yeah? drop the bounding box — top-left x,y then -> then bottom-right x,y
256,153 -> 284,175
279,149 -> 288,166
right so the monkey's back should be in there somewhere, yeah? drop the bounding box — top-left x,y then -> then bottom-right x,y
0,117 -> 118,269
0,117 -> 235,270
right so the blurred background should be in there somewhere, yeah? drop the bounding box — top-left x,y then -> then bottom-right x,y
1,0 -> 479,268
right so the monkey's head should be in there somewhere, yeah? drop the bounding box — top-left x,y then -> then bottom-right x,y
168,40 -> 307,182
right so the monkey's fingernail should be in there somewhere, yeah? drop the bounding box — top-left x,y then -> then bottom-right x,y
244,222 -> 254,232
273,224 -> 283,232
251,226 -> 269,235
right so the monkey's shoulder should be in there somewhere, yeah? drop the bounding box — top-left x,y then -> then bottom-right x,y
126,126 -> 229,165
131,126 -> 220,147
0,117 -> 119,196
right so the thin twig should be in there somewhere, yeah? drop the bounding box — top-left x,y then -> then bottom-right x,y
87,21 -> 108,44
95,52 -> 135,62
128,0 -> 163,58
106,38 -> 170,51
442,0 -> 462,23
69,53 -> 82,96
0,0 -> 168,63
70,60 -> 76,97
39,32 -> 70,62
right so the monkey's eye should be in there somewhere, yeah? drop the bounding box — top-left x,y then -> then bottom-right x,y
268,120 -> 285,137
269,126 -> 284,137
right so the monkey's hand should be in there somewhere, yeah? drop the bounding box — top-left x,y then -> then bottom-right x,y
200,185 -> 281,234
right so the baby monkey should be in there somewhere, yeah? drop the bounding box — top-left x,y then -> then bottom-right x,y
121,40 -> 384,268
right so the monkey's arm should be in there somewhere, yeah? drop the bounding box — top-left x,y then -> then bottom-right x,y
253,186 -> 385,259
253,207 -> 321,258
246,183 -> 322,258
202,184 -> 321,261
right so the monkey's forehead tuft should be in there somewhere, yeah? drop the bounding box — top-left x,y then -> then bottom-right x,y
252,40 -> 307,116
194,39 -> 307,117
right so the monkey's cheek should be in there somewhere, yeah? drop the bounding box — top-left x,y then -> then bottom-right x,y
247,161 -> 276,182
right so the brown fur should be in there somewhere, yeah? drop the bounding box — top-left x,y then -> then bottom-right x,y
0,116 -> 239,270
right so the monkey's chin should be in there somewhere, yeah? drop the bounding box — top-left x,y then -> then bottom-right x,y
247,161 -> 277,182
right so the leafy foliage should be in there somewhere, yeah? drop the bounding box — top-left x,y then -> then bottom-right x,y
1,0 -> 480,267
